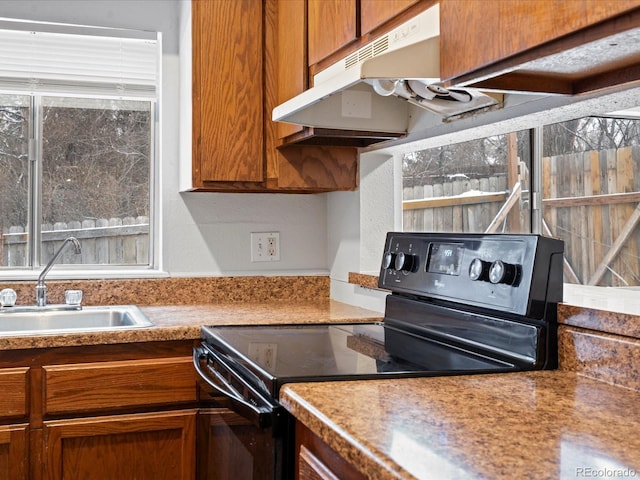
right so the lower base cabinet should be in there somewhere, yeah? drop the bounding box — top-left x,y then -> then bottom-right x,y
296,422 -> 366,480
0,341 -> 198,480
0,424 -> 29,480
42,410 -> 196,480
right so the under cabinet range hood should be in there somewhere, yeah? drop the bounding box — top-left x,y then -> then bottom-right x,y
272,4 -> 500,138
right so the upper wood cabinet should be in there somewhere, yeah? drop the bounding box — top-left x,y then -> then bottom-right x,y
440,0 -> 640,94
308,0 -> 357,66
190,0 -> 358,192
275,0 -> 306,141
192,0 -> 264,186
360,0 -> 421,36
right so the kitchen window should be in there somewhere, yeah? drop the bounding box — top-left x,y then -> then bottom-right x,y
401,113 -> 640,288
0,20 -> 159,273
402,130 -> 531,234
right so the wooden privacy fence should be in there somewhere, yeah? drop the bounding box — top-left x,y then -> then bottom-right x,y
542,146 -> 640,287
1,217 -> 149,267
403,175 -> 510,233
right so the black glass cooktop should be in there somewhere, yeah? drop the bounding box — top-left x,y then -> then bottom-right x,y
201,323 -> 515,396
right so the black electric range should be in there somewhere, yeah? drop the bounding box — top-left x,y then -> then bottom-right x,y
194,232 -> 564,480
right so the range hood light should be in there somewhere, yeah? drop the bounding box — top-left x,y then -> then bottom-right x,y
384,79 -> 475,104
423,83 -> 473,103
372,79 -> 399,97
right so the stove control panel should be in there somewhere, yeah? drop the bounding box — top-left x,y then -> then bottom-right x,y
378,233 -> 564,318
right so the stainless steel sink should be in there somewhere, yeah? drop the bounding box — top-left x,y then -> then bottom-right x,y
0,305 -> 153,336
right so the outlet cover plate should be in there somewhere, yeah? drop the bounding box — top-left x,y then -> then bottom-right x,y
250,232 -> 280,262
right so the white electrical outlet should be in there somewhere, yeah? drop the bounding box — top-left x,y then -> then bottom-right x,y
250,232 -> 280,262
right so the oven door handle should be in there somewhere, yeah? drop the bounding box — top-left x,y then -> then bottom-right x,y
193,346 -> 276,429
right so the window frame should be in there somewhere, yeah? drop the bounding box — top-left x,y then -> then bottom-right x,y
0,21 -> 162,280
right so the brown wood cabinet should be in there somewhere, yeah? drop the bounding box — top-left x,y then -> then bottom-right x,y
42,357 -> 196,416
360,0 -> 421,36
0,367 -> 29,420
192,0 -> 264,187
43,410 -> 195,480
0,341 -> 198,480
0,424 -> 28,480
0,368 -> 29,479
191,0 -> 358,192
296,421 -> 366,480
440,0 -> 640,94
275,0 -> 306,142
308,0 -> 357,67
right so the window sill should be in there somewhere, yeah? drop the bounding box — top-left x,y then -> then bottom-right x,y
0,269 -> 170,282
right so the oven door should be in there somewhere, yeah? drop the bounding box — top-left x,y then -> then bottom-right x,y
193,345 -> 292,480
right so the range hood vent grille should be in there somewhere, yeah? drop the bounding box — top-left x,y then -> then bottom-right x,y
344,35 -> 390,71
373,36 -> 390,57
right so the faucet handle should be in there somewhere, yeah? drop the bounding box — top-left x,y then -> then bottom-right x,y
65,290 -> 83,306
0,288 -> 17,307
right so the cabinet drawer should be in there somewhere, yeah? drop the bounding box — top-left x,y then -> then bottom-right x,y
43,357 -> 196,415
0,368 -> 28,420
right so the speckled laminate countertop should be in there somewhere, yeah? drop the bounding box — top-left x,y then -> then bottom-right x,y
281,371 -> 640,480
0,300 -> 383,350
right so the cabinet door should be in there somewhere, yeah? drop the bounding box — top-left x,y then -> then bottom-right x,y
308,0 -> 357,67
299,445 -> 341,480
192,0 -> 264,184
360,0 -> 420,36
0,424 -> 28,480
275,0 -> 305,140
296,421 -> 366,480
43,410 -> 196,480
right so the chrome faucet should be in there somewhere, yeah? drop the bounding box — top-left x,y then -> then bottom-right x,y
36,237 -> 82,307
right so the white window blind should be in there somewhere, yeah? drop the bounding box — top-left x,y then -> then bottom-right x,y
0,19 -> 159,99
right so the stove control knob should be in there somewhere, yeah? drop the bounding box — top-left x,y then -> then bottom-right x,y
382,252 -> 397,270
394,252 -> 417,273
469,258 -> 490,281
489,260 -> 520,285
